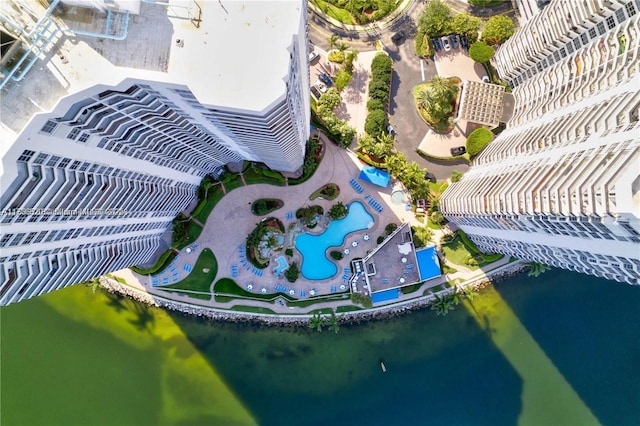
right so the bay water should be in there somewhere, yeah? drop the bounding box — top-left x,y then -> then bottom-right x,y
2,269 -> 638,425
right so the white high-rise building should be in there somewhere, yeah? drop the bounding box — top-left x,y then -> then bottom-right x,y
0,0 -> 310,305
440,0 -> 640,284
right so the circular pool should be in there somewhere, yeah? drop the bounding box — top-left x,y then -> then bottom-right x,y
391,190 -> 407,205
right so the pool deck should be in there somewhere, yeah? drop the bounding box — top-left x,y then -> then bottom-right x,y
113,131 -> 515,310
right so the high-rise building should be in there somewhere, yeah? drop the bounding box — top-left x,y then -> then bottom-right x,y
440,0 -> 640,284
0,0 -> 310,305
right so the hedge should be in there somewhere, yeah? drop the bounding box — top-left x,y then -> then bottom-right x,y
130,249 -> 176,275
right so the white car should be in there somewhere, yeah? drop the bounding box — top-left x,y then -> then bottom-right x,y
482,75 -> 491,83
441,36 -> 451,52
309,51 -> 319,62
314,80 -> 327,93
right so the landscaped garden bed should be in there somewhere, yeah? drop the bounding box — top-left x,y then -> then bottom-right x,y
246,217 -> 285,268
309,183 -> 340,200
251,198 -> 284,216
413,76 -> 460,133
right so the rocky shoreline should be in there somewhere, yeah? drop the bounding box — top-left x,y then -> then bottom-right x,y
99,262 -> 528,327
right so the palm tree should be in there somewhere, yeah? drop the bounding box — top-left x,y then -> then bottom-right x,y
308,313 -> 324,332
201,176 -> 215,200
328,202 -> 348,220
328,34 -> 340,50
327,311 -> 340,334
526,261 -> 551,277
415,86 -> 435,111
430,293 -> 456,316
430,76 -> 455,100
337,41 -> 349,53
461,286 -> 477,301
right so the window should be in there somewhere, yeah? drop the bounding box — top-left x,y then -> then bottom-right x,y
41,120 -> 58,134
17,150 -> 35,162
78,132 -> 90,143
625,2 -> 636,16
67,128 -> 81,140
588,27 -> 596,39
615,8 -> 626,22
606,15 -> 615,29
597,22 -> 606,35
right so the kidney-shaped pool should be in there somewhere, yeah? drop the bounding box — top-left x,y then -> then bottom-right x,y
295,201 -> 374,280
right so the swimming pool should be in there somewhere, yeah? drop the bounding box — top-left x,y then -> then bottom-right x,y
415,246 -> 441,281
295,201 -> 375,280
273,255 -> 289,277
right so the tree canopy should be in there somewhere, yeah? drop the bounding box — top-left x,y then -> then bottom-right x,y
481,15 -> 515,45
451,13 -> 482,42
418,0 -> 452,38
468,41 -> 495,63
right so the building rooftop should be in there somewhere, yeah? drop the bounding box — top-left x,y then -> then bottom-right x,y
457,80 -> 508,128
0,0 -> 303,145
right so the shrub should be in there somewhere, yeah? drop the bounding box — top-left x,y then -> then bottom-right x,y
466,128 -> 494,157
328,50 -> 345,63
285,248 -> 293,257
285,262 -> 299,283
430,211 -> 445,225
364,109 -> 387,137
385,223 -> 398,235
251,198 -> 284,216
450,170 -> 463,183
468,41 -> 495,63
330,250 -> 344,260
366,98 -> 386,112
335,69 -> 352,91
411,226 -> 433,248
377,236 -> 385,244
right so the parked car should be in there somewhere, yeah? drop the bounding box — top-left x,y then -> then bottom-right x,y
450,146 -> 466,156
482,75 -> 491,83
310,85 -> 322,99
450,34 -> 459,49
319,73 -> 332,86
314,80 -> 327,93
309,51 -> 319,63
441,36 -> 451,52
391,31 -> 405,44
460,34 -> 468,48
432,37 -> 441,51
424,172 -> 437,183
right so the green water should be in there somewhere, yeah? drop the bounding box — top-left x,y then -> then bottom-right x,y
1,269 -> 639,425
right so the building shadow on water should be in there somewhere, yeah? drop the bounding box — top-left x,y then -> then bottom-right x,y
166,303 -> 524,426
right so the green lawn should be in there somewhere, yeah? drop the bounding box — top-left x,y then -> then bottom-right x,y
336,305 -> 363,313
243,168 -> 285,186
162,289 -> 212,301
312,0 -> 355,25
223,175 -> 244,192
194,188 -> 225,223
214,278 -> 349,307
163,248 -> 217,295
173,220 -> 203,250
441,232 -> 503,270
230,306 -> 276,314
130,250 -> 176,275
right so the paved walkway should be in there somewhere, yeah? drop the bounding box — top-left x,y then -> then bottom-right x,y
113,132 -> 520,314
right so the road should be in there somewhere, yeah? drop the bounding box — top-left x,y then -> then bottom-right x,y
307,3 -> 471,179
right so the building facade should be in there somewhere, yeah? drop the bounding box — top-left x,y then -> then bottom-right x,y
0,0 -> 310,305
440,0 -> 640,284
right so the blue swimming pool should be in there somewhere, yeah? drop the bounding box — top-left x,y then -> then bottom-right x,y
273,255 -> 289,277
415,246 -> 441,281
295,201 -> 374,280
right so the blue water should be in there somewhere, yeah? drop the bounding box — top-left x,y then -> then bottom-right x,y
2,269 -> 639,425
273,255 -> 288,276
415,246 -> 441,280
371,288 -> 400,303
296,201 -> 374,280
